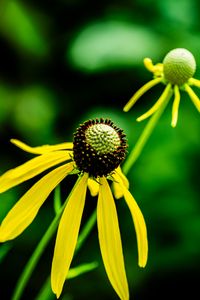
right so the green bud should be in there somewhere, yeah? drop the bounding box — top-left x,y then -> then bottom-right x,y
163,48 -> 196,86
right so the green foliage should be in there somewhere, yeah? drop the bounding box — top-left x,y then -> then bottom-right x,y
0,1 -> 48,56
68,20 -> 162,72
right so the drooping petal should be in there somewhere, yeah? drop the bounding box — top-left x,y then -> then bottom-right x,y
0,162 -> 74,242
184,84 -> 200,112
112,173 -> 148,268
112,181 -> 124,200
123,77 -> 162,112
0,151 -> 72,193
171,85 -> 181,128
112,167 -> 129,199
123,190 -> 148,267
87,178 -> 99,197
115,167 -> 129,189
137,83 -> 172,122
11,139 -> 73,154
51,172 -> 88,299
97,176 -> 129,300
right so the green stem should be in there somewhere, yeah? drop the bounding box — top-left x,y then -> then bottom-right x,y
11,176 -> 82,300
76,209 -> 97,252
53,185 -> 62,215
11,210 -> 63,300
35,277 -> 55,300
123,91 -> 173,175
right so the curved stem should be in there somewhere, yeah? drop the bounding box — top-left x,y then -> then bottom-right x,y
76,209 -> 97,252
123,90 -> 173,175
11,210 -> 62,300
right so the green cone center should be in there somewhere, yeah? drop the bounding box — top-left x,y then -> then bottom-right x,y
85,123 -> 121,154
163,48 -> 196,86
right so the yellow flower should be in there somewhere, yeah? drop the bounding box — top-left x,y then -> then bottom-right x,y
0,118 -> 148,300
124,48 -> 200,127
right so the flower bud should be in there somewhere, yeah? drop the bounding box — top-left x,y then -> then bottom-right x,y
163,48 -> 196,86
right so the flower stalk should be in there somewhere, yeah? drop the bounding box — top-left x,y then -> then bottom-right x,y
123,89 -> 173,175
11,205 -> 63,300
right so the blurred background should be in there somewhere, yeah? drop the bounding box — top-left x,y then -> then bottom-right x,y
0,0 -> 200,299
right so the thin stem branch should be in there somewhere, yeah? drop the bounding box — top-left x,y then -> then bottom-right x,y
76,209 -> 97,252
11,211 -> 61,300
11,176 -> 83,300
123,90 -> 173,175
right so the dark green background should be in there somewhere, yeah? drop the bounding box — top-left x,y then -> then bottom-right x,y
0,0 -> 200,299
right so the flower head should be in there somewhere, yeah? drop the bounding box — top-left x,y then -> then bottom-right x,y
124,48 -> 200,127
73,118 -> 127,177
0,118 -> 148,300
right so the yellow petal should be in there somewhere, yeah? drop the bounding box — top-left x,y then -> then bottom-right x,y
137,83 -> 172,122
116,167 -> 129,189
112,181 -> 124,200
171,85 -> 181,128
87,178 -> 99,197
184,84 -> 200,112
143,58 -> 155,73
123,77 -> 162,112
0,151 -> 72,193
11,139 -> 73,154
144,58 -> 163,76
113,173 -> 148,268
112,167 -> 129,199
51,173 -> 88,298
0,162 -> 74,242
188,77 -> 200,88
97,177 -> 129,300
